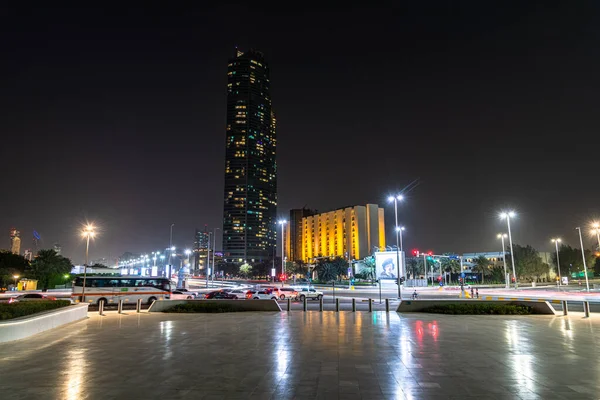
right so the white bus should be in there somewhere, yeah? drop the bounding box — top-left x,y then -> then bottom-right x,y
72,276 -> 171,305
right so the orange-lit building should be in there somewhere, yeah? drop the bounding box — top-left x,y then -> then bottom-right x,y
285,204 -> 385,262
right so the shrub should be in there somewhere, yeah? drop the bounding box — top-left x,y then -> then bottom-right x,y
0,300 -> 72,320
164,302 -> 243,314
421,303 -> 532,315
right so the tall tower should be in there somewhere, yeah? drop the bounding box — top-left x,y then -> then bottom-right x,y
222,49 -> 277,263
9,228 -> 21,255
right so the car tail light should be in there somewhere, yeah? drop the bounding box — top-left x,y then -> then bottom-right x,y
8,297 -> 15,304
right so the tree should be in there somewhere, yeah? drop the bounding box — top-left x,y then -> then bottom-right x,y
27,249 -> 73,290
406,258 -> 419,279
440,258 -> 460,284
0,251 -> 30,288
239,263 -> 252,278
507,244 -> 549,282
315,257 -> 348,281
472,255 -> 490,284
357,256 -> 376,280
552,244 -> 596,277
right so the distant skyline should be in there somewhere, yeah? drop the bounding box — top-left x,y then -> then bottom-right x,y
2,3 -> 600,263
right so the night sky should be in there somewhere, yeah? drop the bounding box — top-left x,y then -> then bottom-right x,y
2,3 -> 600,264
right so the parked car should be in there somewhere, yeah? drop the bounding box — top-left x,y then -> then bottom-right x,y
204,291 -> 225,299
174,288 -> 199,298
211,292 -> 238,299
275,287 -> 298,300
250,290 -> 278,300
228,289 -> 248,299
296,287 -> 323,301
245,290 -> 258,299
170,290 -> 195,300
11,293 -> 58,302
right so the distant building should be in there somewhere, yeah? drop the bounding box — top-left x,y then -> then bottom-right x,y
53,243 -> 62,255
461,252 -> 507,268
222,49 -> 277,263
193,227 -> 210,272
286,204 -> 386,262
9,228 -> 21,255
286,208 -> 317,262
23,249 -> 33,261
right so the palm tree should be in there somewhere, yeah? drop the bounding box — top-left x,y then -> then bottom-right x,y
441,258 -> 460,284
472,255 -> 490,284
28,249 -> 72,290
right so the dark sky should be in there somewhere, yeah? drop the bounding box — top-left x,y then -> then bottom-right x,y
2,3 -> 600,264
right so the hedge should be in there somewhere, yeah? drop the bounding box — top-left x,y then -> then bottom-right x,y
421,303 -> 532,315
0,300 -> 72,320
164,302 -> 243,313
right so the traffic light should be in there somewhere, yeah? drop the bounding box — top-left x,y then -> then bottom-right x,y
412,249 -> 419,256
427,251 -> 433,256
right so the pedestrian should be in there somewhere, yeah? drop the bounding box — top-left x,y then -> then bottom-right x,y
412,290 -> 418,299
470,287 -> 474,299
475,288 -> 479,299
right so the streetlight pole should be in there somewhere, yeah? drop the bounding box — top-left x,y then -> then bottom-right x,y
278,220 -> 287,287
13,275 -> 19,289
575,227 -> 590,292
206,232 -> 212,288
212,228 -> 220,283
388,195 -> 404,298
551,238 -> 562,286
168,223 -> 175,266
592,223 -> 600,252
497,234 -> 508,288
500,211 -> 517,289
80,224 -> 96,303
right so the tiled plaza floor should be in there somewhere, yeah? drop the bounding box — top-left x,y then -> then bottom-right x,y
0,311 -> 599,399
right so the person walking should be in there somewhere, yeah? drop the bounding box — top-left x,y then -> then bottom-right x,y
470,287 -> 474,299
475,288 -> 479,299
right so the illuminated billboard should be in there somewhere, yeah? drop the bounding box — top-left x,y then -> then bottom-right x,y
374,251 -> 405,280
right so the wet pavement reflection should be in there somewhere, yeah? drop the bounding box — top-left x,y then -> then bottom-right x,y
0,312 -> 599,399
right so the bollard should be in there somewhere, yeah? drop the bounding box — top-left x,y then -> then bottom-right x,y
99,299 -> 105,316
335,298 -> 340,312
319,296 -> 323,312
136,298 -> 142,313
385,298 -> 390,313
352,298 -> 356,312
584,301 -> 590,318
368,298 -> 372,313
303,296 -> 307,312
562,300 -> 568,316
117,299 -> 124,314
287,297 -> 291,312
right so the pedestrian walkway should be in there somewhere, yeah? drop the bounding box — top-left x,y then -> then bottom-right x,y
0,311 -> 599,399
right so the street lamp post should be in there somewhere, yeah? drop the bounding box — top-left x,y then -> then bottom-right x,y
500,211 -> 517,288
168,223 -> 175,266
212,228 -> 220,282
278,220 -> 287,287
497,233 -> 508,288
592,222 -> 600,252
388,194 -> 404,298
81,224 -> 96,303
206,232 -> 212,288
551,238 -> 562,286
13,275 -> 19,289
575,227 -> 590,292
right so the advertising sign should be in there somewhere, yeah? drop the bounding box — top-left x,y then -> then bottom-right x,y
374,251 -> 405,280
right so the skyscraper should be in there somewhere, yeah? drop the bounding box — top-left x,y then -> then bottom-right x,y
193,227 -> 209,272
222,49 -> 277,263
10,228 -> 21,255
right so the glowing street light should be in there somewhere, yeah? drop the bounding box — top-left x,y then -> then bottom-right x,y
499,211 -> 517,288
497,233 -> 508,288
591,222 -> 600,252
551,238 -> 562,286
388,194 -> 404,298
278,220 -> 287,287
13,275 -> 19,288
80,224 -> 96,303
184,249 -> 192,268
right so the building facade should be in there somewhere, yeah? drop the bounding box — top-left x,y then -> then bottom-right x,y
286,208 -> 317,263
285,204 -> 385,262
193,227 -> 210,272
222,49 -> 277,263
9,228 -> 21,255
